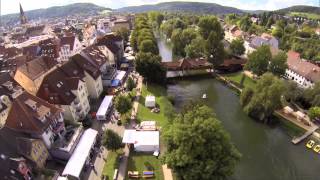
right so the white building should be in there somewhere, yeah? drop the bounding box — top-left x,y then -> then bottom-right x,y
59,36 -> 82,62
37,69 -> 90,122
285,51 -> 320,88
122,130 -> 160,152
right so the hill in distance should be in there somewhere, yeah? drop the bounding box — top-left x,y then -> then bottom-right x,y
1,3 -> 111,25
276,5 -> 320,15
116,1 -> 244,15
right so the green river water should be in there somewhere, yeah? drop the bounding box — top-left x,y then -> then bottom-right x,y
157,37 -> 320,180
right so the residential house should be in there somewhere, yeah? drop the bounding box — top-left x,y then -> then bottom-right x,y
69,53 -> 103,99
0,73 -> 23,128
285,51 -> 320,88
25,25 -> 52,39
5,91 -> 65,149
37,69 -> 90,122
111,19 -> 130,32
225,25 -> 244,42
96,33 -> 124,66
59,36 -> 82,62
39,38 -> 60,60
244,33 -> 279,55
17,137 -> 49,168
14,56 -> 58,95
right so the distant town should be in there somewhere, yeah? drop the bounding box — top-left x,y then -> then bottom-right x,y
0,1 -> 320,180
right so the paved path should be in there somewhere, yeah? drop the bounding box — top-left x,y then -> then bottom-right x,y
117,75 -> 143,180
162,164 -> 173,180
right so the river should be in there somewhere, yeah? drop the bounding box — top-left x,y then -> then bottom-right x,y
157,37 -> 320,180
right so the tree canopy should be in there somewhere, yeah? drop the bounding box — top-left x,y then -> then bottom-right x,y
229,38 -> 245,56
245,45 -> 272,76
309,107 -> 320,122
240,73 -> 286,122
115,95 -> 132,115
103,129 -> 123,151
205,32 -> 225,67
268,51 -> 288,77
198,16 -> 224,40
135,52 -> 166,84
163,103 -> 241,180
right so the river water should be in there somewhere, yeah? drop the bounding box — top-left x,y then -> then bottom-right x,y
157,38 -> 320,180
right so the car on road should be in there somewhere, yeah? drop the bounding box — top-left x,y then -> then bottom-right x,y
313,145 -> 320,153
306,140 -> 315,149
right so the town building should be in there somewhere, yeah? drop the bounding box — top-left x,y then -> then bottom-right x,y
285,51 -> 320,88
58,36 -> 82,62
96,33 -> 124,66
111,19 -> 130,32
16,137 -> 49,168
0,73 -> 23,128
14,56 -> 58,95
224,25 -> 244,42
37,68 -> 90,122
244,33 -> 279,55
5,91 -> 65,149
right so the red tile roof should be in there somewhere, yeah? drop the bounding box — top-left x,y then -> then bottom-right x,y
287,50 -> 320,83
5,91 -> 62,135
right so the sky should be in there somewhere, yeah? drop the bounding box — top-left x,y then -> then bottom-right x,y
1,0 -> 318,15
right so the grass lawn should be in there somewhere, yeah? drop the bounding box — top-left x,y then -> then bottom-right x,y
126,152 -> 164,180
222,71 -> 256,89
102,149 -> 124,179
137,83 -> 173,127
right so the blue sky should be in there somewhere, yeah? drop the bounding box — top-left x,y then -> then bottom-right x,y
1,0 -> 318,15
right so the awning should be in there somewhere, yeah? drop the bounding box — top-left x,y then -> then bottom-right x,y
122,130 -> 159,146
111,79 -> 120,87
115,70 -> 126,81
62,128 -> 98,178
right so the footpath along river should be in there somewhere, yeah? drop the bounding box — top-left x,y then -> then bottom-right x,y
156,37 -> 320,180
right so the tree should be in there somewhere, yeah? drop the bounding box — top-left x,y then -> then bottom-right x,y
139,39 -> 159,54
205,32 -> 225,67
268,51 -> 288,77
135,52 -> 166,84
230,38 -> 245,56
171,28 -> 198,57
245,45 -> 271,76
238,16 -> 252,32
116,27 -> 130,42
283,81 -> 303,103
115,95 -> 132,115
185,36 -> 205,58
198,16 -> 224,40
304,82 -> 320,107
163,103 -> 241,180
240,73 -> 286,122
103,129 -> 123,151
126,77 -> 136,91
309,107 -> 320,122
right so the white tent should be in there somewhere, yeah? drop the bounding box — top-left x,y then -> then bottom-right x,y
145,95 -> 155,108
96,96 -> 113,120
115,70 -> 126,82
122,130 -> 159,152
62,128 -> 98,179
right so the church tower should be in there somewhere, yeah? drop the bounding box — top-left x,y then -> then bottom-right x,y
19,3 -> 27,25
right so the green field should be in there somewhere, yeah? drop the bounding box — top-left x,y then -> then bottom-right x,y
222,71 -> 256,89
289,12 -> 320,20
126,152 -> 164,180
137,83 -> 173,127
102,149 -> 124,179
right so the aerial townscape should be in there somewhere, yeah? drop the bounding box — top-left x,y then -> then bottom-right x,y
0,0 -> 320,180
